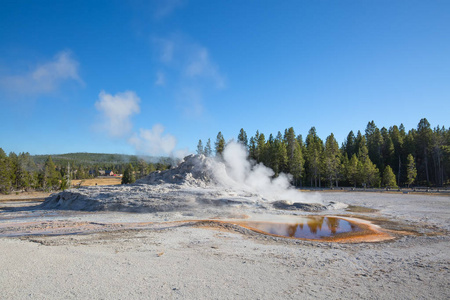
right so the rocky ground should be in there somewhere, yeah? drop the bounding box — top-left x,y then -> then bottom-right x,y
0,191 -> 448,299
0,155 -> 449,299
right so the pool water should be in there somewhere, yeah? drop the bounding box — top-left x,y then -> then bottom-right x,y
240,217 -> 362,240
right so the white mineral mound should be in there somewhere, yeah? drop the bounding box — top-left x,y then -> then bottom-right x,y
136,154 -> 220,187
41,142 -> 328,213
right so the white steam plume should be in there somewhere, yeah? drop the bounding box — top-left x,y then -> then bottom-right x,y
213,142 -> 320,203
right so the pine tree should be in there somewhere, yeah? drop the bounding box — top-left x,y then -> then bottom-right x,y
138,160 -> 149,179
215,132 -> 225,157
284,127 -> 297,174
357,143 -> 380,188
204,139 -> 212,157
343,131 -> 356,159
305,127 -> 323,187
406,154 -> 417,187
60,176 -> 69,190
272,131 -> 287,176
323,133 -> 342,187
389,125 -> 404,186
122,164 -> 136,184
354,131 -> 367,156
249,131 -> 260,161
443,128 -> 450,184
196,139 -> 204,155
22,153 -> 38,190
8,152 -> 18,190
382,165 -> 398,188
0,148 -> 11,194
43,156 -> 60,191
77,165 -> 86,179
297,134 -> 304,148
341,152 -> 350,186
256,132 -> 266,163
365,121 -> 384,170
381,127 -> 394,170
248,136 -> 257,160
290,140 -> 304,186
347,154 -> 359,188
148,163 -> 156,173
416,118 -> 432,185
17,153 -> 31,190
432,126 -> 446,186
237,128 -> 248,148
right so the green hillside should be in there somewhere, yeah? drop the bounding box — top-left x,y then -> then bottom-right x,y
31,153 -> 177,166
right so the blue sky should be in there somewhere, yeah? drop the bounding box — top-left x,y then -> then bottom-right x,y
1,0 -> 449,156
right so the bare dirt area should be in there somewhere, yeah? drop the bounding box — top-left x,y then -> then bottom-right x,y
0,191 -> 51,202
71,177 -> 122,187
0,177 -> 120,205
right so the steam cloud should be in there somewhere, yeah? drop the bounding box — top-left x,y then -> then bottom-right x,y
212,142 -> 320,203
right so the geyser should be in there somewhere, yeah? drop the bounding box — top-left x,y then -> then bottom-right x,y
42,142 -> 334,212
218,142 -> 318,203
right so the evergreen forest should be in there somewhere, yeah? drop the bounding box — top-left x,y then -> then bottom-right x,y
196,118 -> 450,188
0,152 -> 172,194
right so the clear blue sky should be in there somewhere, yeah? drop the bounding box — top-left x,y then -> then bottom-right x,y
1,0 -> 449,156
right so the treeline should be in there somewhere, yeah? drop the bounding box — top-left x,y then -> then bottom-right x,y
0,151 -> 172,194
197,118 -> 450,188
31,152 -> 176,167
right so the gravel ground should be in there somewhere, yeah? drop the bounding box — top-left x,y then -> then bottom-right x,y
0,191 -> 449,299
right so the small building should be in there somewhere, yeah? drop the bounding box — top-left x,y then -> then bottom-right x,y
105,170 -> 114,176
98,170 -> 106,176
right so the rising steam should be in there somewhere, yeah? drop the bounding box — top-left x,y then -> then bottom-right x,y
211,142 -> 320,203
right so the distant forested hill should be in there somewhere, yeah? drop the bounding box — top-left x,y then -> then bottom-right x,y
0,151 -> 178,194
31,153 -> 177,166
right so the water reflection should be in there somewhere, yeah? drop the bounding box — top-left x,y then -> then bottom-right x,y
242,217 -> 362,239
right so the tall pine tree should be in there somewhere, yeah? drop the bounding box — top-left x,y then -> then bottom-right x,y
305,127 -> 323,187
406,154 -> 417,187
237,128 -> 248,148
323,133 -> 342,187
0,148 -> 11,193
204,139 -> 212,157
382,165 -> 398,188
122,164 -> 136,184
196,139 -> 204,155
215,132 -> 225,157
